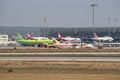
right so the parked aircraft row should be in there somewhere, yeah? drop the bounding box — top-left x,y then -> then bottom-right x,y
0,32 -> 115,48
15,32 -> 95,48
57,32 -> 114,42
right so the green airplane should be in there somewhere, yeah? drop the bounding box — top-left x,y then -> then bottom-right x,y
16,33 -> 54,47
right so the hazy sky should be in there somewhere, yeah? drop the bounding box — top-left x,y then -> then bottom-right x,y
0,0 -> 120,27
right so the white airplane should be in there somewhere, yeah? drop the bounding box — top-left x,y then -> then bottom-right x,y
92,32 -> 113,42
52,38 -> 94,48
57,32 -> 81,42
53,39 -> 80,48
26,33 -> 49,40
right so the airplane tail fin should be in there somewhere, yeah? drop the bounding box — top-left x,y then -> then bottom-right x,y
57,32 -> 62,39
26,33 -> 35,40
93,32 -> 98,39
16,33 -> 24,40
26,33 -> 31,38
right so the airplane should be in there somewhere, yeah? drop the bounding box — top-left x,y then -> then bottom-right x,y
26,33 -> 49,40
52,39 -> 80,48
16,33 -> 54,47
91,32 -> 113,42
57,32 -> 81,42
52,39 -> 94,48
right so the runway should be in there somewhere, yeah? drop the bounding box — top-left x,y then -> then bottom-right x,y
0,53 -> 120,61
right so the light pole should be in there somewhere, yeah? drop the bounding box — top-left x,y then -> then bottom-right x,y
115,19 -> 118,27
108,17 -> 111,36
90,4 -> 97,33
43,18 -> 46,37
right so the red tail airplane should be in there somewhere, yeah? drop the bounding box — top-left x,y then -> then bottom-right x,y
26,33 -> 49,40
57,32 -> 81,42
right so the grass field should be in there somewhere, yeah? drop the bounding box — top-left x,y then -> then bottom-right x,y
0,74 -> 120,80
0,61 -> 120,80
0,48 -> 120,80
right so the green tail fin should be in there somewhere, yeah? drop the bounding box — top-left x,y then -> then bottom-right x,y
16,33 -> 24,40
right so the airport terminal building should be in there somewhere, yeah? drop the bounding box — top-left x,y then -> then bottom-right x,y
0,26 -> 120,41
0,34 -> 8,42
0,34 -> 8,46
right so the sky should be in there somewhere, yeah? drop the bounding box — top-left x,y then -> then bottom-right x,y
0,0 -> 120,27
